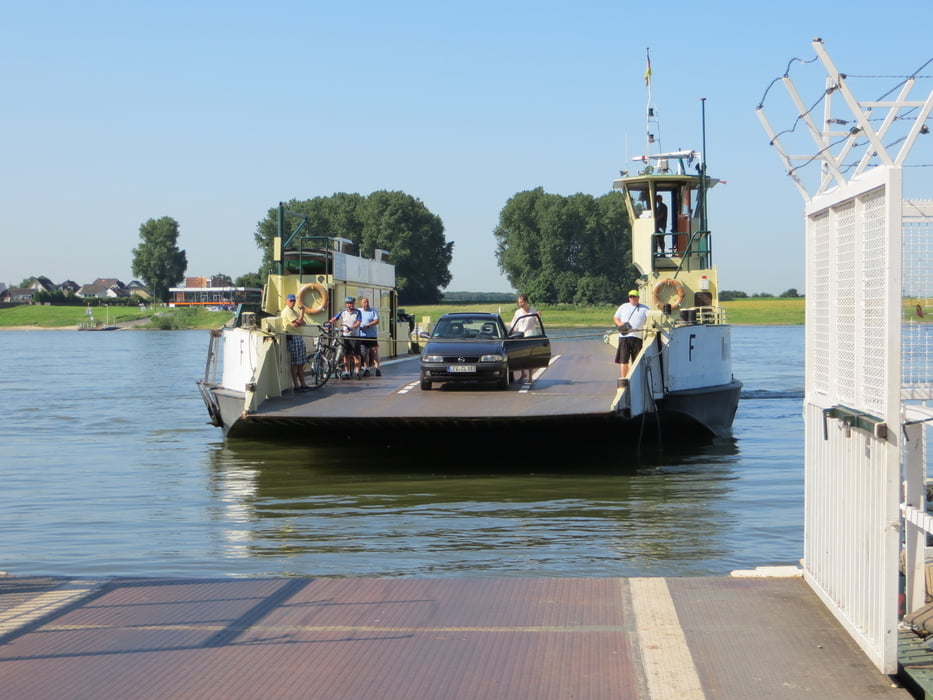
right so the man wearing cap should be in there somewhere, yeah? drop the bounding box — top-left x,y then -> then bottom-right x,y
281,294 -> 310,391
613,289 -> 649,383
328,296 -> 363,379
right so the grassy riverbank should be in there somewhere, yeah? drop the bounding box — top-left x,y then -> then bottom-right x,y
404,298 -> 807,327
0,297 -> 807,330
0,305 -> 233,330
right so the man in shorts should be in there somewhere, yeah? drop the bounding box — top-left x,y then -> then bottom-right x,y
280,293 -> 310,391
328,296 -> 362,379
613,289 -> 649,384
358,296 -> 381,377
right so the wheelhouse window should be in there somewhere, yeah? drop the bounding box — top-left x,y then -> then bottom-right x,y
626,183 -> 651,219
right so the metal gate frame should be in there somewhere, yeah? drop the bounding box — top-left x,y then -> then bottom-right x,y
758,38 -> 933,673
802,170 -> 902,673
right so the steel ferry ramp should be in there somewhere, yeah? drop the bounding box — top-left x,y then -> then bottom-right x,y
227,338 -> 633,441
0,571 -> 915,699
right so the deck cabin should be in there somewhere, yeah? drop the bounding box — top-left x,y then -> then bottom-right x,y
613,150 -> 722,315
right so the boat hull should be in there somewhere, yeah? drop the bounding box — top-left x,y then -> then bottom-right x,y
652,379 -> 743,437
197,336 -> 740,445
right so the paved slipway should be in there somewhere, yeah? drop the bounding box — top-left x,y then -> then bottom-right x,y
0,570 -> 913,699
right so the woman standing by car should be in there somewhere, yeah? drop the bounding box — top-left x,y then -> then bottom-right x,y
510,294 -> 540,381
510,294 -> 540,335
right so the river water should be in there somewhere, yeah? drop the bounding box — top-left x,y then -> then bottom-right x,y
0,325 -> 803,579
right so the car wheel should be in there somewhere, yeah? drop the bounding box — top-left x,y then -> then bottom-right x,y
420,379 -> 432,390
497,371 -> 509,390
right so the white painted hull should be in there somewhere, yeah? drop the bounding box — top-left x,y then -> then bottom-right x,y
609,322 -> 741,436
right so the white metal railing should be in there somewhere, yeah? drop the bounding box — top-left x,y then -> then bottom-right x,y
901,405 -> 933,619
690,305 -> 727,325
804,401 -> 900,673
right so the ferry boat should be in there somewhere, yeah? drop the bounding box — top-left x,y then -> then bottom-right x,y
198,104 -> 740,442
604,100 -> 741,436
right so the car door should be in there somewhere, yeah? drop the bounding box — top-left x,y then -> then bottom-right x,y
507,314 -> 551,370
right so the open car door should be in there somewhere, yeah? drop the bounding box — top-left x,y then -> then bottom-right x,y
507,314 -> 551,372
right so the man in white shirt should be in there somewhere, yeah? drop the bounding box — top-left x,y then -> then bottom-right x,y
358,296 -> 381,377
328,296 -> 362,379
613,289 -> 649,382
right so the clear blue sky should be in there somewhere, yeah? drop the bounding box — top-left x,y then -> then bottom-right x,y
3,1 -> 932,296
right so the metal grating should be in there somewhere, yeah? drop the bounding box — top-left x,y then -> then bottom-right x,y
862,189 -> 888,416
835,199 -> 858,407
811,212 -> 832,396
808,190 -> 890,416
902,200 -> 933,397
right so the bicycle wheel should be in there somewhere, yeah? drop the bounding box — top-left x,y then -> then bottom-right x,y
305,351 -> 332,389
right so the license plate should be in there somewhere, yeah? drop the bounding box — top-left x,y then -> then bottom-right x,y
447,365 -> 476,373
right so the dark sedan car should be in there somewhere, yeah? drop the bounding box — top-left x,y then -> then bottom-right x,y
419,312 -> 551,390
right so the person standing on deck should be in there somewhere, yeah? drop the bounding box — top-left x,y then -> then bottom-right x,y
328,296 -> 363,379
358,296 -> 381,377
654,194 -> 668,253
280,294 -> 310,391
510,294 -> 540,382
613,290 -> 649,384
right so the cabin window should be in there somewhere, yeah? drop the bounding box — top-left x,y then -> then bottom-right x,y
626,184 -> 651,219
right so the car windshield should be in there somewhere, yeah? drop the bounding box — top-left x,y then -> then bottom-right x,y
432,317 -> 501,339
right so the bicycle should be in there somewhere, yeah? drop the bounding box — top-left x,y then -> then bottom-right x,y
304,324 -> 341,389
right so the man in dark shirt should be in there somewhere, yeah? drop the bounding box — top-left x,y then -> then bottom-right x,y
654,194 -> 668,253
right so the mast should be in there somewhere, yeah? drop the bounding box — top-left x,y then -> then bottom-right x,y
644,47 -> 659,168
700,98 -> 709,235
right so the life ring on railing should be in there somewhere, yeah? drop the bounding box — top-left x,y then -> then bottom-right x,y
298,282 -> 328,314
652,278 -> 685,310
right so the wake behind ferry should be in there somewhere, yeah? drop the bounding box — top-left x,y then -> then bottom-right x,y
198,105 -> 739,443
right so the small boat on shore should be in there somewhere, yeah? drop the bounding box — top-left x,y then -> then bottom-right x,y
76,323 -> 118,331
76,308 -> 118,331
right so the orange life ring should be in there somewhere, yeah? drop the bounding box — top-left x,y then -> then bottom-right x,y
652,278 -> 685,309
298,282 -> 328,314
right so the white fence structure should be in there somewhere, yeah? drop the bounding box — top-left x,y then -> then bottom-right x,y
758,39 -> 933,673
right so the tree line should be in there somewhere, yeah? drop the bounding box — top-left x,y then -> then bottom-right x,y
721,289 -> 803,300
118,189 -> 796,305
129,192 -> 452,305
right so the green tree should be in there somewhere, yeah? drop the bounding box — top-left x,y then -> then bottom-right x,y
358,191 -> 451,303
779,288 -> 801,298
254,192 -> 452,304
235,272 -> 263,288
131,217 -> 188,302
494,188 -> 634,304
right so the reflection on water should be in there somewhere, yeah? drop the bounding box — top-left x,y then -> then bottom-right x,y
207,436 -> 743,577
0,326 -> 804,579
